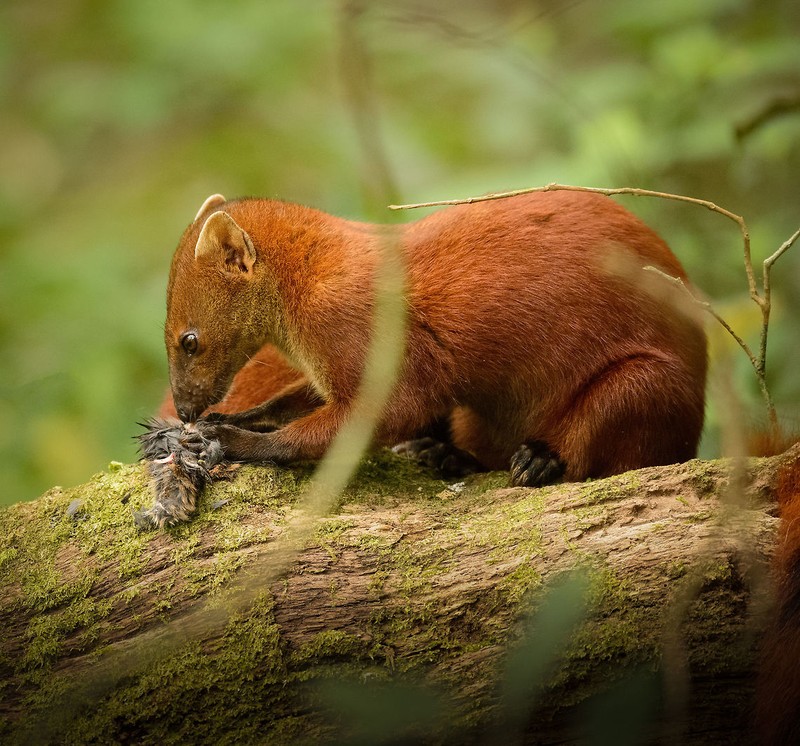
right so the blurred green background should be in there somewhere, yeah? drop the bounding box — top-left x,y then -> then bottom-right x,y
1,0 -> 798,507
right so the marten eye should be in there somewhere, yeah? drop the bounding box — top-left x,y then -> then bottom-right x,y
180,332 -> 199,355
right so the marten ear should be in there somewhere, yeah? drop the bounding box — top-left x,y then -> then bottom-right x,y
194,194 -> 227,223
195,211 -> 257,275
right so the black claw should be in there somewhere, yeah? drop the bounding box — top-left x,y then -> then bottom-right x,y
509,441 -> 565,487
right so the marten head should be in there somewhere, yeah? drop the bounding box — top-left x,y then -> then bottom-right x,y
165,194 -> 268,422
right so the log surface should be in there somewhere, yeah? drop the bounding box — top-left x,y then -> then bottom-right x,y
1,447 -> 795,745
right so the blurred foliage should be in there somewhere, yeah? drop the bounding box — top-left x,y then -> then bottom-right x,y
1,0 -> 798,506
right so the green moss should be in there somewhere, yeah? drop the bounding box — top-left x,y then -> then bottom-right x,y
2,453 -> 461,742
572,504 -> 611,531
464,471 -> 510,494
36,595 -> 291,745
183,552 -> 246,597
684,509 -> 714,523
346,449 -> 449,503
538,562 -> 658,709
0,459 -> 300,721
498,563 -> 543,606
666,560 -> 689,580
22,596 -> 114,670
0,546 -> 19,572
467,488 -> 547,558
687,460 -> 724,497
291,630 -> 365,666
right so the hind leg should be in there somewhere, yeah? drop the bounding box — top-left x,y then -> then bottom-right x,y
448,405 -> 513,471
545,353 -> 705,482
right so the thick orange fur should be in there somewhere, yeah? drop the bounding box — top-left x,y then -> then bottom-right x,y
162,191 -> 707,483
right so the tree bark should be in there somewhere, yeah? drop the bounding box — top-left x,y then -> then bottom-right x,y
1,446 -> 795,745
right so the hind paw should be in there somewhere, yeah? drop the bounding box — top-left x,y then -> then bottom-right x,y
393,437 -> 482,479
510,441 -> 565,487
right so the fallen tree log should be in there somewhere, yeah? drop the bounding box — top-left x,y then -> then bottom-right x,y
0,446 -> 795,745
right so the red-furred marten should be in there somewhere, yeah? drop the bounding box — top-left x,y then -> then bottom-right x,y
161,190 -> 707,486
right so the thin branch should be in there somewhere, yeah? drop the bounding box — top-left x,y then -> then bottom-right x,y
764,226 -> 800,273
642,267 -> 758,368
758,226 -> 800,387
643,266 -> 778,432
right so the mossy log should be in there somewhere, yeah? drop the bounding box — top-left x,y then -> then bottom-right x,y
0,446 -> 795,745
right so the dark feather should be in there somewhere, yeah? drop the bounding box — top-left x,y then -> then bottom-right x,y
134,418 -> 225,529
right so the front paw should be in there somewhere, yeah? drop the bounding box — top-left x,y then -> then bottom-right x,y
509,441 -> 565,487
192,421 -> 287,463
200,409 -> 278,433
191,420 -> 237,450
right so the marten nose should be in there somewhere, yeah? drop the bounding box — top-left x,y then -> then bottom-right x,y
174,400 -> 201,423
176,405 -> 197,423
171,382 -> 208,422
171,380 -> 221,422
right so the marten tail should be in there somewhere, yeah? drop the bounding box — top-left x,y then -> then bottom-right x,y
756,445 -> 800,744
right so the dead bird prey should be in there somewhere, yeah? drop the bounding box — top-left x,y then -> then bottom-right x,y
135,418 -> 225,529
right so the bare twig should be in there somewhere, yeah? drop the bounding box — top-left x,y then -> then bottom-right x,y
391,183 -> 799,433
642,266 -> 758,367
759,226 -> 800,386
643,265 -> 778,431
